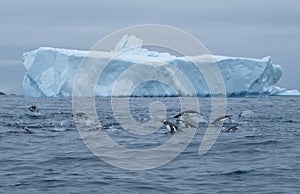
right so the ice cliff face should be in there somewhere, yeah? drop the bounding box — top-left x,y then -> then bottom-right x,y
22,44 -> 298,97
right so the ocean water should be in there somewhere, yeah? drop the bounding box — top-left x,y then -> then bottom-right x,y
0,95 -> 299,194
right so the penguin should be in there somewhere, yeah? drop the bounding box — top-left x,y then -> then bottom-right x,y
174,110 -> 202,119
73,112 -> 89,119
23,127 -> 32,134
28,105 -> 39,113
161,120 -> 180,133
177,119 -> 197,128
225,124 -> 239,132
211,115 -> 234,125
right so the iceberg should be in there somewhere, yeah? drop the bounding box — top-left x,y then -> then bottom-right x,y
22,37 -> 299,97
271,87 -> 300,96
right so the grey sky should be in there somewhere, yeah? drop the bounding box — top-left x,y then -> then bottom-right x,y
0,0 -> 299,94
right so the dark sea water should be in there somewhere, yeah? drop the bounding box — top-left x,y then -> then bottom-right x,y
0,95 -> 299,194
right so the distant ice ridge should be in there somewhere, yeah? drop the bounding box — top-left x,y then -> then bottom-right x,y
22,36 -> 299,97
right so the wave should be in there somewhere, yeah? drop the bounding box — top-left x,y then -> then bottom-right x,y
219,169 -> 255,176
242,139 -> 280,146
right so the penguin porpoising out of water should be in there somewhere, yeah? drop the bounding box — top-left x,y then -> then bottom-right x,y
211,115 -> 234,125
28,105 -> 39,113
225,124 -> 239,132
173,110 -> 202,119
177,119 -> 197,128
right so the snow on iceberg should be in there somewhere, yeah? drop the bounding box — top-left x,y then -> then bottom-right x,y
22,38 -> 299,97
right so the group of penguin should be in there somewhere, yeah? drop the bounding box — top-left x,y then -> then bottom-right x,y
161,110 -> 239,133
25,105 -> 240,134
22,105 -> 40,133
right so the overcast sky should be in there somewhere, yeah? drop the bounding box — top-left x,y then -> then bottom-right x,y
0,0 -> 299,94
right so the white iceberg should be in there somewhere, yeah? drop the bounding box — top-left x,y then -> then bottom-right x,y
272,87 -> 300,96
22,37 -> 299,97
